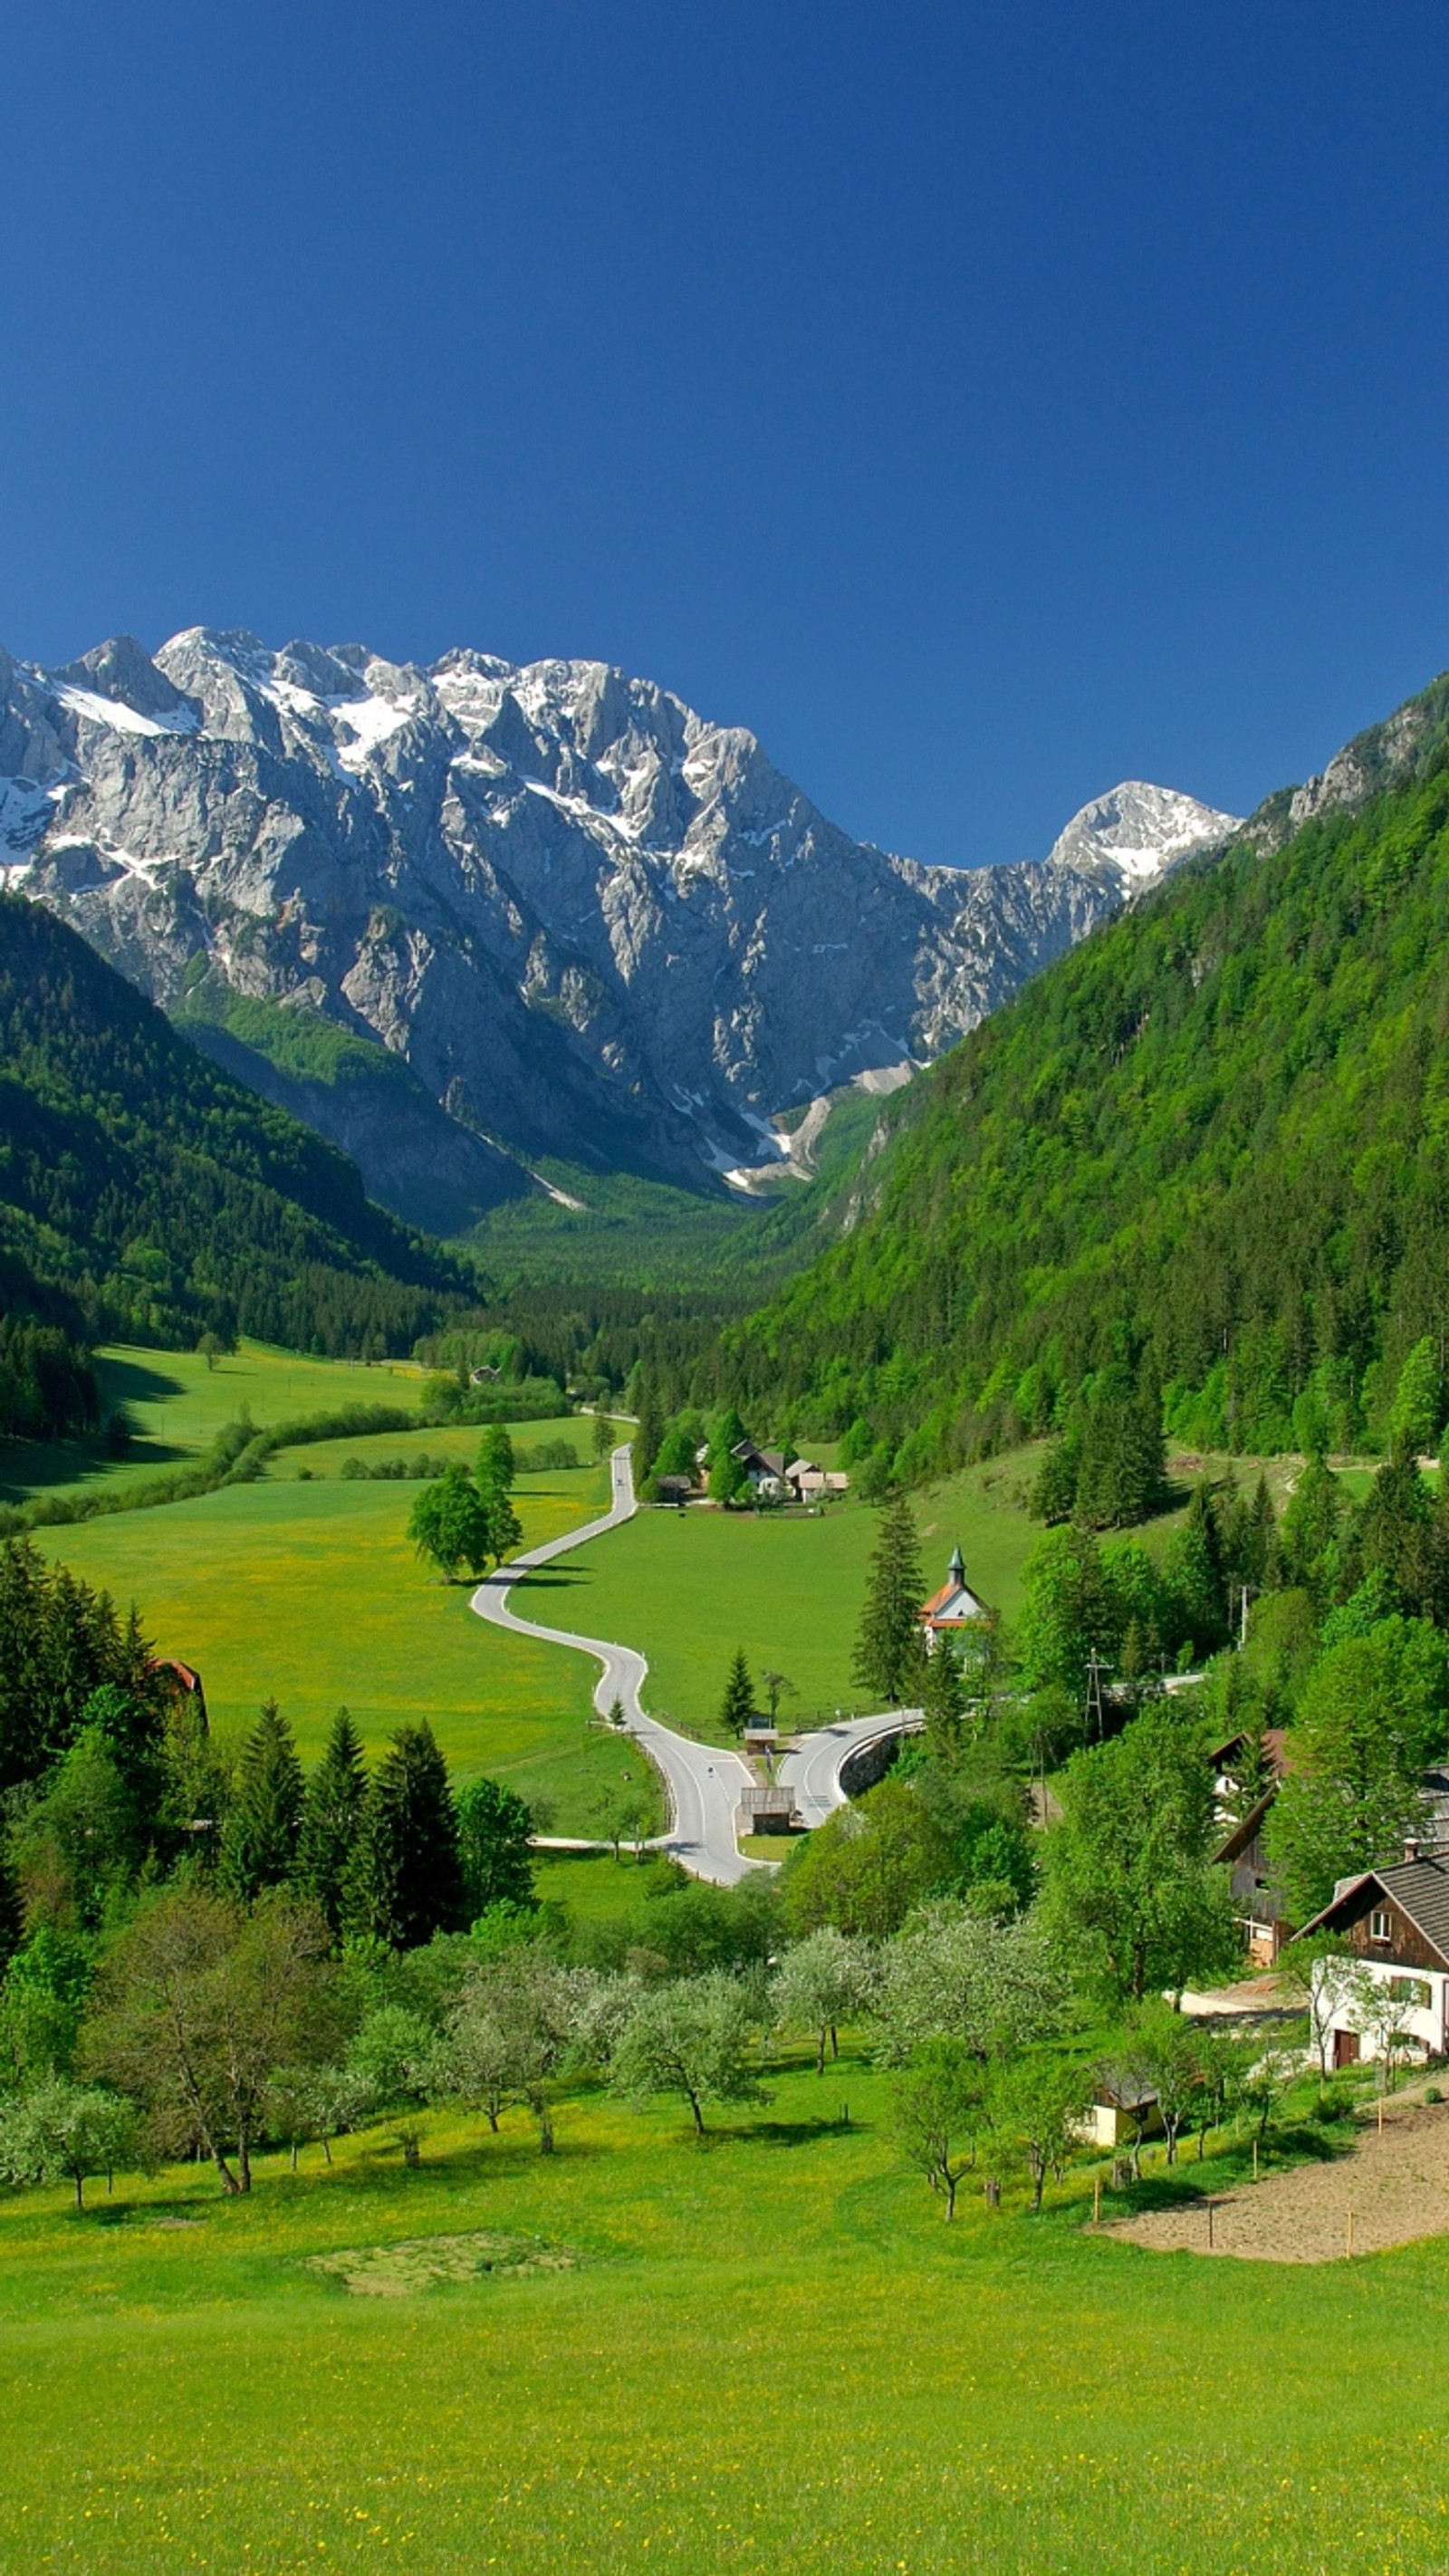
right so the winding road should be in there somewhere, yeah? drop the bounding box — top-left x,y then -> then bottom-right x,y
470,1446 -> 916,1885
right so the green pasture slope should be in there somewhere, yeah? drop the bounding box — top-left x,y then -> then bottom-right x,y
30,1416 -> 642,1831
508,1454 -> 1049,1739
0,1340 -> 430,1511
2,2054 -> 1448,2573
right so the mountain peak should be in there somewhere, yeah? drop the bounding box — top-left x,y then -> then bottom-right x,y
0,624 -> 1251,1223
1044,780 -> 1242,888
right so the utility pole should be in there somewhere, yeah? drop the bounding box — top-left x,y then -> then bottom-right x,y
1084,1649 -> 1106,1745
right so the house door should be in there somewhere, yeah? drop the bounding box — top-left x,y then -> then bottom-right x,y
1333,2029 -> 1360,2069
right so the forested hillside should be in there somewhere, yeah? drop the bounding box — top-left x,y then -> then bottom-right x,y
0,899 -> 468,1360
726,678 -> 1449,1477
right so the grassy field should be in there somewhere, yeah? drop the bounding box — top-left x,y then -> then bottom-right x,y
1,2052 -> 1447,2573
507,1442 -> 1336,1744
510,1451 -> 1054,1740
0,1341 -> 429,1509
31,1427 -> 644,1831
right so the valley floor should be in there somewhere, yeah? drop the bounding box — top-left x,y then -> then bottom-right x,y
2,2053 -> 1447,2575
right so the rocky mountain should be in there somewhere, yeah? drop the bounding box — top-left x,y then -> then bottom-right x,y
0,628 -> 1238,1231
724,667 -> 1449,1477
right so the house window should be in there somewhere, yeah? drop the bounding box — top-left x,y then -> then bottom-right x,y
1389,1975 -> 1431,2009
1369,1909 -> 1393,1944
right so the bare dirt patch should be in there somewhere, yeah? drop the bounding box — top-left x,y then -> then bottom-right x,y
1107,2095 -> 1449,2264
307,2229 -> 580,2297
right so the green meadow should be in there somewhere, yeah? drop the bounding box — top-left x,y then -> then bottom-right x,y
0,1340 -> 429,1510
2,2051 -> 1447,2575
30,1427 -> 638,1831
510,1450 -> 1056,1739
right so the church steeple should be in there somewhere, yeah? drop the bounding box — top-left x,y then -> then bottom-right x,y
947,1542 -> 964,1587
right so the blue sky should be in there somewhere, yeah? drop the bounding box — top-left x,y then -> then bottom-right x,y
4,0 -> 1448,866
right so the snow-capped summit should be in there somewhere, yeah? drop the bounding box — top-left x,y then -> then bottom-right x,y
1046,780 -> 1239,886
0,627 -> 1241,1225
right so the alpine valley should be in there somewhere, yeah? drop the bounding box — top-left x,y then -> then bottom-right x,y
0,628 -> 1236,1236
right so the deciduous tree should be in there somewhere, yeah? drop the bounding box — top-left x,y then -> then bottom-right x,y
1266,1619 -> 1449,1919
772,1927 -> 878,2073
893,2040 -> 986,2220
1042,1710 -> 1238,2004
0,2076 -> 135,2210
456,1776 -> 536,1919
86,1888 -> 338,2194
783,1777 -> 950,1942
609,1973 -> 765,2137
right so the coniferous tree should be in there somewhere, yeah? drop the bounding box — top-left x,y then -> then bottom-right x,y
219,1701 -> 304,1899
719,1648 -> 755,1739
1030,1436 -> 1079,1524
921,1639 -> 966,1764
1351,1441 -> 1435,1615
1163,1485 -> 1229,1658
853,1494 -> 929,1705
1073,1371 -> 1166,1530
297,1708 -> 369,1936
1277,1452 -> 1344,1606
355,1721 -> 466,1950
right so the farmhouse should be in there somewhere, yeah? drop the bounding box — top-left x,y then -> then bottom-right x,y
1209,1727 -> 1293,1965
917,1543 -> 988,1648
731,1440 -> 791,1502
785,1456 -> 849,1502
1297,1853 -> 1449,2068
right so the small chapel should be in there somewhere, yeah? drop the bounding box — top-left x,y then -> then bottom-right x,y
917,1543 -> 989,1649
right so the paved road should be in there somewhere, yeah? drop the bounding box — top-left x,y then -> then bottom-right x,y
777,1708 -> 923,1827
470,1447 -> 757,1886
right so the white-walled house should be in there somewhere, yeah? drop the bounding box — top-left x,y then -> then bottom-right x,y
1296,1856 -> 1449,2068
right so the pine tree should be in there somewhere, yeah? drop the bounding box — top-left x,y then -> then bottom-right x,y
719,1648 -> 755,1739
633,1386 -> 665,1489
1277,1452 -> 1343,1602
1030,1437 -> 1079,1524
853,1494 -> 929,1704
708,1406 -> 748,1505
1389,1336 -> 1444,1456
1163,1485 -> 1229,1658
355,1721 -> 466,1950
297,1708 -> 369,1936
921,1639 -> 966,1764
219,1702 -> 303,1899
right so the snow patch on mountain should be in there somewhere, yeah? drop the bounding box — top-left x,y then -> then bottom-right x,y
0,625 -> 1243,1215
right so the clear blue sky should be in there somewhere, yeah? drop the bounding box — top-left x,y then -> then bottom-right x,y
5,0 -> 1448,867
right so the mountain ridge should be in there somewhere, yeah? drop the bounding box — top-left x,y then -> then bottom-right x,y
0,627 -> 1236,1231
721,668 -> 1449,1476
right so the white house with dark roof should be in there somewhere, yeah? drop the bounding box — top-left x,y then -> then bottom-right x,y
1296,1853 -> 1449,2068
917,1544 -> 989,1649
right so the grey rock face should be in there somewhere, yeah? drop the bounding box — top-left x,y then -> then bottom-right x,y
1240,672 -> 1449,859
0,627 -> 1239,1208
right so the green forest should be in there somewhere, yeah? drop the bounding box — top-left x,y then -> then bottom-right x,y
724,678 -> 1449,1481
0,897 -> 470,1370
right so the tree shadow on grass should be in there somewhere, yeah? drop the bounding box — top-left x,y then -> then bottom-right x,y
701,2112 -> 864,2150
1111,2119 -> 1356,2216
